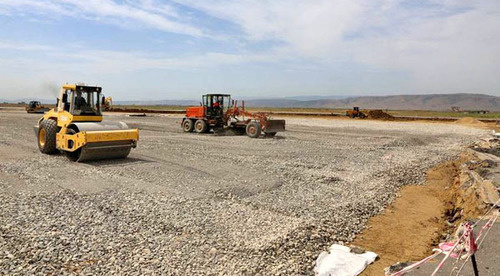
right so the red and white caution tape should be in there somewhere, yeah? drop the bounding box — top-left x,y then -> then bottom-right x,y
390,250 -> 442,276
454,210 -> 499,276
390,208 -> 499,276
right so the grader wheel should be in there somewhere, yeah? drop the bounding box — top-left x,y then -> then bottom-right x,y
246,122 -> 261,138
183,119 -> 194,132
195,120 -> 208,133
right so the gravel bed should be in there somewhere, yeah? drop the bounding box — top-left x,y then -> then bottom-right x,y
0,110 -> 487,275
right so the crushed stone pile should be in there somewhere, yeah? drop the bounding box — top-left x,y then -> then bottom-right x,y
455,117 -> 486,126
367,110 -> 394,120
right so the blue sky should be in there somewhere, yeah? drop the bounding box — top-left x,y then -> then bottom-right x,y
0,0 -> 499,100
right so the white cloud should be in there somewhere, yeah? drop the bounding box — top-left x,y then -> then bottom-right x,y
348,2 -> 500,92
0,0 -> 203,37
129,0 -> 181,18
0,41 -> 279,74
1,0 -> 500,96
0,0 -> 68,14
175,0 -> 365,57
54,50 -> 276,73
175,0 -> 500,93
0,41 -> 54,51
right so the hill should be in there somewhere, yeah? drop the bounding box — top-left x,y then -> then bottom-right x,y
244,93 -> 500,111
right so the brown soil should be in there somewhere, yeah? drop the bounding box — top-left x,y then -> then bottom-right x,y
455,117 -> 487,127
367,110 -> 394,120
353,153 -> 485,275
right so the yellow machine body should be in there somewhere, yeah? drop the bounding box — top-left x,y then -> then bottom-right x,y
26,101 -> 49,113
103,96 -> 113,111
35,84 -> 139,162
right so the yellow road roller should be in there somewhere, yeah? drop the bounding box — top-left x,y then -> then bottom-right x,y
35,84 -> 139,162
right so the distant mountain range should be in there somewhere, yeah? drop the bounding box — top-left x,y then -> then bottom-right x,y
281,93 -> 500,111
244,93 -> 500,111
110,95 -> 352,107
3,93 -> 500,111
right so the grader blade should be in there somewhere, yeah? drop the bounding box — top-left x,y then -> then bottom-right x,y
264,119 -> 286,133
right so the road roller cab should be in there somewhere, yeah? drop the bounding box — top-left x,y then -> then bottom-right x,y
35,84 -> 139,162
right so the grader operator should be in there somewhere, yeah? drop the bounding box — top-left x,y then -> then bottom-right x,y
35,84 -> 139,162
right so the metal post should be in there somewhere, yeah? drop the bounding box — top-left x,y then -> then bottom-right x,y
471,254 -> 479,276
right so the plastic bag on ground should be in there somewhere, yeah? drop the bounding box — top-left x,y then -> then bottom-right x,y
314,244 -> 377,276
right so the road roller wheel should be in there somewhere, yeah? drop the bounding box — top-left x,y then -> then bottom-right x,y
195,120 -> 208,133
38,119 -> 58,154
183,119 -> 194,132
246,122 -> 261,138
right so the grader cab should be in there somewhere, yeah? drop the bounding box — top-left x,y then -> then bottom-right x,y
35,84 -> 139,162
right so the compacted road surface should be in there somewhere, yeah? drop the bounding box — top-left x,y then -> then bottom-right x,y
0,109 -> 486,275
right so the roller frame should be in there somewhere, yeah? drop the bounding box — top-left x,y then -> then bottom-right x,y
57,129 -> 139,152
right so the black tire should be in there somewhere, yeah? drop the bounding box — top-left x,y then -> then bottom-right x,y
182,119 -> 194,132
38,119 -> 58,154
234,128 -> 246,135
246,121 -> 261,138
264,132 -> 277,138
195,119 -> 208,133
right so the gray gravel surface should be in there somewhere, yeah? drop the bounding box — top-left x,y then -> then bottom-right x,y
0,109 -> 487,275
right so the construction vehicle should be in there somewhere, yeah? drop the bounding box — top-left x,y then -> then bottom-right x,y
346,107 -> 366,118
34,84 -> 139,162
26,101 -> 49,113
182,94 -> 285,138
102,96 -> 113,111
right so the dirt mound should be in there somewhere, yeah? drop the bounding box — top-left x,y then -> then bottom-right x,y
353,160 -> 460,275
354,151 -> 492,275
367,110 -> 394,120
455,117 -> 486,126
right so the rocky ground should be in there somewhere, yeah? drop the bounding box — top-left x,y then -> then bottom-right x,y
0,109 -> 487,275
